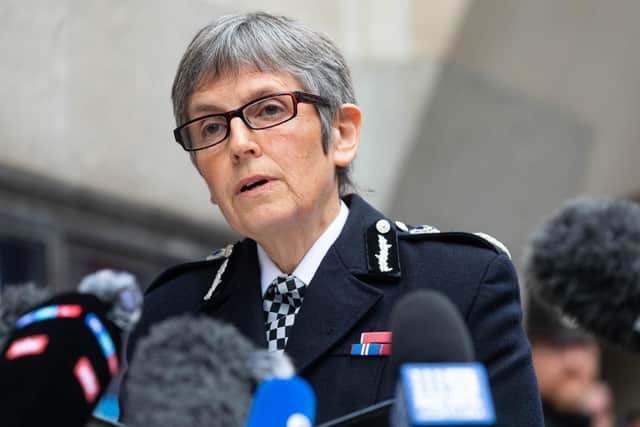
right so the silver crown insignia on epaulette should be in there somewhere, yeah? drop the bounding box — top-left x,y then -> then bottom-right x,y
408,224 -> 440,234
394,220 -> 440,234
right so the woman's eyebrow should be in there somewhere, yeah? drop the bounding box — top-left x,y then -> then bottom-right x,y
189,86 -> 289,117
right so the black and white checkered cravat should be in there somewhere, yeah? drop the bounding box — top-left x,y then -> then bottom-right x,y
263,274 -> 307,352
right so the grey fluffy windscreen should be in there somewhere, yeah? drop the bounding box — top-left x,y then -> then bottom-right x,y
246,349 -> 295,382
78,269 -> 143,332
123,315 -> 257,427
523,197 -> 640,351
0,283 -> 49,348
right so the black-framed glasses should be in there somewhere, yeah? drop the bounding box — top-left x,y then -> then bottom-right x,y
173,91 -> 329,152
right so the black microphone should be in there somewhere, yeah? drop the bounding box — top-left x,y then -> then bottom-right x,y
389,290 -> 495,427
523,196 -> 640,352
389,289 -> 475,374
122,314 -> 303,427
0,270 -> 142,427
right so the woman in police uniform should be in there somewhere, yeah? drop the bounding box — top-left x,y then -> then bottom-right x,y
125,12 -> 543,426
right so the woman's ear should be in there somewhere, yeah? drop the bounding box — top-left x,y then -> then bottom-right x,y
331,103 -> 362,167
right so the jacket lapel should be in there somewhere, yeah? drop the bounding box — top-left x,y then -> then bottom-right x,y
285,194 -> 396,373
285,248 -> 383,372
198,240 -> 268,348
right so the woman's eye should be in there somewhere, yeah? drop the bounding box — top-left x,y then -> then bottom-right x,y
200,120 -> 225,137
204,123 -> 220,134
258,103 -> 285,117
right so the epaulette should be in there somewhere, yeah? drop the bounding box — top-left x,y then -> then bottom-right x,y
144,243 -> 234,297
393,220 -> 511,259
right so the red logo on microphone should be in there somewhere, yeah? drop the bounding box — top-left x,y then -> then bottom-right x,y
74,357 -> 101,403
5,335 -> 49,359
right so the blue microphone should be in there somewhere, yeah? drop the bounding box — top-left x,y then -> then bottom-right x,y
245,375 -> 316,427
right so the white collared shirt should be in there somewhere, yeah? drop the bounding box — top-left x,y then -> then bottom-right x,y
257,200 -> 349,296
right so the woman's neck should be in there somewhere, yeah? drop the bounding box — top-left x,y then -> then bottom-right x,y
256,197 -> 342,274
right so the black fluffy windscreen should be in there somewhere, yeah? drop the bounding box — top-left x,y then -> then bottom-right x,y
124,315 -> 257,427
523,197 -> 640,352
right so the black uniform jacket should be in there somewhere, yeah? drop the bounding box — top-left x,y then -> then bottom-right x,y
125,194 -> 543,426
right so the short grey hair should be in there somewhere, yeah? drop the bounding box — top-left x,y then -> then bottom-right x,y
171,12 -> 356,195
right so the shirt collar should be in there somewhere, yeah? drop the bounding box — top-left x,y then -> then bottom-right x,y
257,200 -> 349,296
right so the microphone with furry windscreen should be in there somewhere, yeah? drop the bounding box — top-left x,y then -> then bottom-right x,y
0,270 -> 142,427
523,196 -> 640,352
122,314 -> 313,427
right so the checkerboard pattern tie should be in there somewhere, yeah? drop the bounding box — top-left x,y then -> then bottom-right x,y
263,275 -> 307,352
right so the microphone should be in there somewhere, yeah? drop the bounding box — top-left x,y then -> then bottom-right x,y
122,314 -> 304,427
245,376 -> 316,427
523,196 -> 640,352
246,348 -> 296,382
0,270 -> 142,427
0,282 -> 50,348
78,269 -> 143,333
389,290 -> 495,427
389,290 -> 474,374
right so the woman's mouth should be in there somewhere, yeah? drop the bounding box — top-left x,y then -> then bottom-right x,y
240,179 -> 269,193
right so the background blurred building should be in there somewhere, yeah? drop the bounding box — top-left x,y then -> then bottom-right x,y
1,0 -> 639,419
